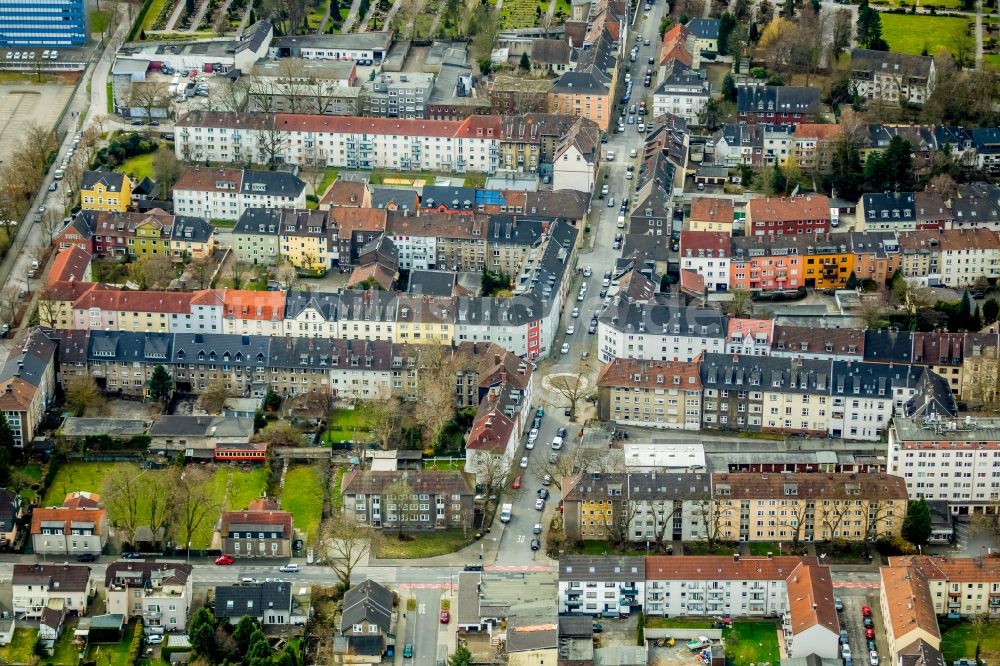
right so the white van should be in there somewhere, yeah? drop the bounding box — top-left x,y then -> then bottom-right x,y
617,215 -> 626,228
53,170 -> 63,180
606,150 -> 615,161
499,503 -> 513,523
551,436 -> 563,450
278,563 -> 299,573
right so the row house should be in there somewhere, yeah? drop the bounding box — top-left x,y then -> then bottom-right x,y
340,469 -> 477,531
745,195 -> 830,237
897,228 -> 1000,287
725,319 -> 773,356
69,289 -> 224,334
880,565 -> 942,666
858,191 -> 951,232
889,555 -> 1000,618
713,472 -> 908,543
546,34 -> 617,131
223,290 -> 286,337
792,124 -> 841,175
597,300 -> 726,363
233,208 -> 283,266
849,230 -> 901,285
278,209 -> 333,272
679,230 -> 730,292
736,86 -> 821,126
730,233 -> 853,293
687,196 -> 734,234
499,113 -> 582,171
771,325 -> 864,362
850,49 -> 936,106
596,357 -> 703,430
0,329 -> 57,448
56,210 -> 216,259
13,564 -> 92,620
557,556 -> 645,617
219,498 -> 294,559
562,472 -> 711,542
173,168 -> 307,222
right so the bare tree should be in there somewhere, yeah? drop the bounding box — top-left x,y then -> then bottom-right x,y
547,373 -> 594,422
648,498 -> 678,552
0,289 -> 20,329
383,478 -> 419,537
476,453 -> 515,523
414,345 -> 458,451
360,398 -> 400,451
273,261 -> 298,290
64,375 -> 105,416
693,499 -> 727,550
724,288 -> 753,318
152,149 -> 183,197
198,379 -> 232,414
607,498 -> 638,547
171,467 -> 218,556
39,211 -> 61,248
144,472 -> 172,545
253,116 -> 287,167
189,257 -> 216,289
226,260 -> 250,290
103,464 -> 145,545
318,512 -> 383,587
35,286 -> 61,329
831,8 -> 853,59
529,447 -> 609,491
127,82 -> 170,122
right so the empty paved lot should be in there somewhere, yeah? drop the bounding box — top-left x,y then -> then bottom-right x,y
0,84 -> 73,164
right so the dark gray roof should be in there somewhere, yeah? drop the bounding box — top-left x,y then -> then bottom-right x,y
89,331 -> 173,364
851,48 -> 934,78
655,61 -> 710,96
599,300 -> 725,337
233,207 -> 282,236
341,579 -> 392,633
408,269 -> 456,297
686,18 -> 720,39
487,217 -> 545,246
371,187 -> 417,212
421,185 -> 478,210
239,19 -> 273,53
81,170 -> 127,193
171,216 -> 214,244
863,329 -> 914,364
337,289 -> 398,322
700,353 -> 830,394
171,333 -> 270,367
559,556 -> 644,582
524,190 -> 589,220
737,86 -> 820,115
622,234 -> 669,262
559,615 -> 594,637
241,169 -> 305,198
215,581 -> 292,620
284,291 -> 340,320
266,337 -> 394,372
951,182 -> 1000,225
861,192 -> 916,224
0,488 -> 19,533
830,360 -> 923,398
972,127 -> 1000,153
0,329 -> 57,389
564,472 -> 712,502
13,564 -> 91,591
531,38 -> 573,64
898,640 -> 945,666
148,415 -> 254,439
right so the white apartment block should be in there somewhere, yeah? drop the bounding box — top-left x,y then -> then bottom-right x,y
557,556 -> 645,616
597,302 -> 726,363
172,169 -> 307,222
889,416 -> 1000,513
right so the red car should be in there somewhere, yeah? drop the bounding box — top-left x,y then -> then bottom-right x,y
512,475 -> 522,490
440,610 -> 450,624
865,628 -> 875,640
214,555 -> 235,566
862,605 -> 872,617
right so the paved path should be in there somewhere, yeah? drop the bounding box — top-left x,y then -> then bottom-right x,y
341,0 -> 363,31
188,0 -> 214,31
236,1 -> 254,31
164,0 -> 186,30
977,0 -> 984,68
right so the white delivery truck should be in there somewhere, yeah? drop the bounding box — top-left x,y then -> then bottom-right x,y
499,503 -> 513,523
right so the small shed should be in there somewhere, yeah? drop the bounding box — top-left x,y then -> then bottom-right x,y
86,614 -> 124,644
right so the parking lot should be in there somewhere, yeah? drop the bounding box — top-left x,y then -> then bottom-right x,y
841,592 -> 884,666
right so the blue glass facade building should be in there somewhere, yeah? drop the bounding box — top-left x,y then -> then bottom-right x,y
0,0 -> 87,47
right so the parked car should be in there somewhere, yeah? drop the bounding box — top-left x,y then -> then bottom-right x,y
440,610 -> 450,624
278,564 -> 299,573
146,635 -> 164,645
122,551 -> 141,559
534,497 -> 545,510
533,523 -> 542,534
215,555 -> 235,566
512,475 -> 522,489
835,597 -> 844,612
592,623 -> 603,633
862,605 -> 872,617
863,617 -> 874,628
519,456 -> 529,468
77,553 -> 96,562
557,427 -> 567,438
403,644 -> 413,658
870,651 -> 879,666
530,538 -> 541,550
865,628 -> 875,640
542,474 -> 552,486
538,488 -> 550,500
561,343 -> 570,354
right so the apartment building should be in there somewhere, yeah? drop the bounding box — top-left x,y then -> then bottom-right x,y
219,498 -> 294,559
730,233 -> 852,293
597,301 -> 726,363
278,209 -> 333,273
80,171 -> 134,213
889,416 -> 1000,514
652,61 -> 711,125
31,493 -> 108,556
725,319 -> 773,356
897,228 -> 1000,287
687,197 -> 734,233
679,230 -> 730,292
561,471 -> 711,542
880,566 -> 942,666
557,556 -> 645,616
850,49 -> 936,106
363,72 -> 433,118
792,124 -> 841,175
69,289 -> 223,334
736,86 -> 820,125
596,357 -> 703,430
340,470 -> 476,531
104,562 -> 193,629
222,290 -> 286,336
173,168 -> 307,221
771,325 -> 865,361
12,564 -> 92,620
745,195 -> 831,237
0,329 -> 57,448
233,208 -> 282,265
712,472 -> 908,543
889,555 -> 1000,617
850,230 -> 901,286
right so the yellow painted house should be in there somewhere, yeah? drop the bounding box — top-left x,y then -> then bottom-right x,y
129,216 -> 171,256
395,295 -> 455,345
81,171 -> 133,213
278,210 -> 331,273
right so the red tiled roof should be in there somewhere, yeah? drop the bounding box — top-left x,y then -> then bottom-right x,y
645,555 -> 818,580
787,562 -> 839,637
794,124 -> 843,140
190,289 -> 225,306
223,290 -> 286,321
45,281 -> 109,303
747,195 -> 831,223
275,114 -> 490,138
73,289 -> 195,315
220,509 -> 292,536
30,506 -> 106,535
680,230 -> 730,256
47,246 -> 92,286
689,197 -> 734,225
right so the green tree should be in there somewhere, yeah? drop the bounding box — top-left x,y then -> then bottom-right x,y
984,299 -> 999,325
697,98 -> 725,131
961,291 -> 977,330
519,51 -> 531,71
845,271 -> 860,290
233,616 -> 257,654
973,305 -> 984,332
718,13 -> 737,53
781,0 -> 794,18
659,15 -> 672,38
148,364 -> 173,406
864,136 -> 913,193
902,498 -> 932,546
829,142 -> 864,202
189,607 -> 217,657
857,0 -> 888,49
721,73 -> 738,102
449,645 -> 474,666
246,628 -> 272,666
0,413 -> 14,485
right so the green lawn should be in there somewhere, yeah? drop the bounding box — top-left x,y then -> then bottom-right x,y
50,617 -> 80,665
142,0 -> 171,32
375,529 -> 472,559
0,628 -> 37,664
723,621 -> 781,666
578,541 -> 648,556
332,466 -> 346,510
683,542 -> 738,555
323,407 -> 372,444
941,620 -> 1000,663
90,9 -> 112,32
118,152 -> 156,180
86,622 -> 136,666
18,463 -> 42,502
748,542 -> 783,556
881,13 -> 971,57
281,465 -> 326,542
44,462 -> 267,549
985,53 -> 1000,70
422,458 -> 464,471
646,616 -> 714,629
106,80 -> 114,114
